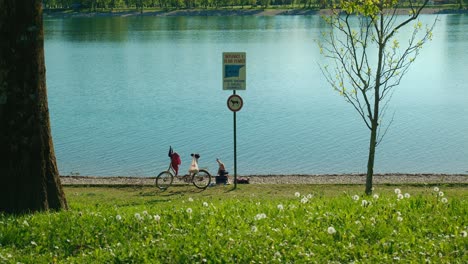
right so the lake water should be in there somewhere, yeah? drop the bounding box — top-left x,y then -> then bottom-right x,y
44,14 -> 468,176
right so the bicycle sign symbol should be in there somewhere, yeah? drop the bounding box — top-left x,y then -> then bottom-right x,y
227,94 -> 243,112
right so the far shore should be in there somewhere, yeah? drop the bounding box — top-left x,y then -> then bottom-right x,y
44,7 -> 468,18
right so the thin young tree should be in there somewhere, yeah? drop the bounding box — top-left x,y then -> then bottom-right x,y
0,0 -> 68,213
319,0 -> 436,194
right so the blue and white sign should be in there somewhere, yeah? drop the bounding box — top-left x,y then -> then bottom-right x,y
223,52 -> 246,90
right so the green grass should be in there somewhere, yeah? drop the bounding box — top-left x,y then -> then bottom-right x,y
1,184 -> 467,263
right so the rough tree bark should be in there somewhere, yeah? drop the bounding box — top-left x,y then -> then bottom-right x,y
0,0 -> 68,213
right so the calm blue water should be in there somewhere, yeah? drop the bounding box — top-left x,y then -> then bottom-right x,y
44,14 -> 468,176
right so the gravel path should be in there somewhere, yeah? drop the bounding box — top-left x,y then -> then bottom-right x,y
60,174 -> 468,186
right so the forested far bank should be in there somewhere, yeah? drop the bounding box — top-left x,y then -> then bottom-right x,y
43,0 -> 468,15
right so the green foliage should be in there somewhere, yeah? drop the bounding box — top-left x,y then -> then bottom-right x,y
0,185 -> 466,262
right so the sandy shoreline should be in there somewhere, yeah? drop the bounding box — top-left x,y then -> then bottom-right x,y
44,8 -> 468,18
60,173 -> 468,186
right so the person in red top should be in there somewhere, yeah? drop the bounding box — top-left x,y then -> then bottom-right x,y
168,146 -> 181,175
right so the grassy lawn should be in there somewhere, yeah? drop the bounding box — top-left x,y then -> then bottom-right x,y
1,184 -> 467,263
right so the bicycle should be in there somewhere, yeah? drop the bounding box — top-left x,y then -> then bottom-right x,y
155,153 -> 212,190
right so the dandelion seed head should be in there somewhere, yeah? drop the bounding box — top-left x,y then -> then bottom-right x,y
203,202 -> 209,207
154,215 -> 161,222
460,231 -> 467,237
301,197 -> 308,204
373,194 -> 379,199
397,193 -> 404,200
277,204 -> 284,210
142,210 -> 148,215
404,193 -> 410,198
397,216 -> 403,222
433,187 -> 439,192
441,197 -> 448,203
186,208 -> 193,214
116,215 -> 122,221
361,200 -> 369,207
327,226 -> 336,235
251,226 -> 258,232
306,194 -> 313,199
438,191 -> 444,197
295,192 -> 300,198
254,213 -> 267,220
394,188 -> 401,194
134,213 -> 142,220
352,195 -> 359,201
188,197 -> 194,202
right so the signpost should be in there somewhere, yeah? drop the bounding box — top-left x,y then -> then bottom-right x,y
223,52 -> 246,188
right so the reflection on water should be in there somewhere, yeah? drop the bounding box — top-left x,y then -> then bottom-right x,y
44,15 -> 468,176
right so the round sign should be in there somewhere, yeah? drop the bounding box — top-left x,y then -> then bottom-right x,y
227,94 -> 243,112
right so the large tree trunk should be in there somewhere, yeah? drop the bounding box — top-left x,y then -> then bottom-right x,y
0,0 -> 68,214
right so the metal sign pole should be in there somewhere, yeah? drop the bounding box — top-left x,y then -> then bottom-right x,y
233,90 -> 237,189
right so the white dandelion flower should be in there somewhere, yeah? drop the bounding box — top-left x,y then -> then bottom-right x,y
394,188 -> 401,194
404,193 -> 411,198
115,215 -> 122,221
277,204 -> 284,210
154,215 -> 161,222
438,191 -> 444,197
433,187 -> 439,192
373,194 -> 379,199
397,194 -> 404,200
327,226 -> 336,235
352,195 -> 359,201
186,208 -> 193,214
202,202 -> 209,207
295,192 -> 300,198
254,213 -> 267,220
441,198 -> 448,204
134,213 -> 142,220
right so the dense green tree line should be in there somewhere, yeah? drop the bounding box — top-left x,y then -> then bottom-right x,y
43,0 -> 467,11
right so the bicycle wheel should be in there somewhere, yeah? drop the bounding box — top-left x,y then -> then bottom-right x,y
192,169 -> 211,189
155,171 -> 174,190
